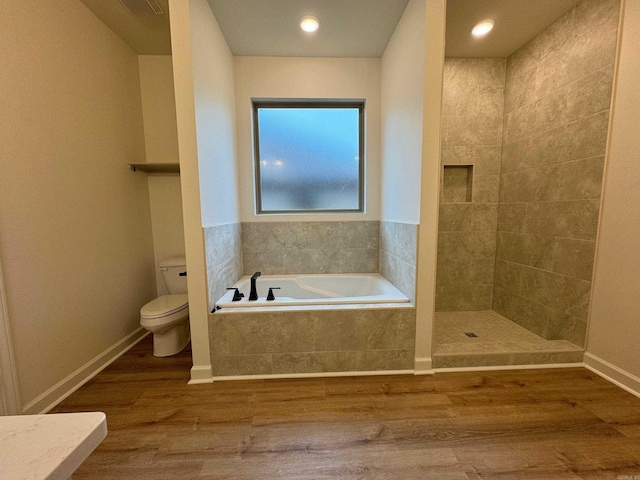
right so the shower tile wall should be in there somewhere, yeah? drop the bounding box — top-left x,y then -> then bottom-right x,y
242,221 -> 378,275
205,224 -> 243,310
436,58 -> 506,311
494,0 -> 619,346
380,221 -> 418,302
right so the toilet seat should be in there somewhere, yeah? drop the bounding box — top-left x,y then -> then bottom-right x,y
140,294 -> 188,319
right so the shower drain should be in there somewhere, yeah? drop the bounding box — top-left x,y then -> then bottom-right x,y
465,332 -> 478,338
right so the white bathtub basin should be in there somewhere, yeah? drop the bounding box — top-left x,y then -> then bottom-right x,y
217,273 -> 409,308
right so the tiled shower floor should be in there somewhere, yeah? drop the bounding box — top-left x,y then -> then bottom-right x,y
433,310 -> 584,369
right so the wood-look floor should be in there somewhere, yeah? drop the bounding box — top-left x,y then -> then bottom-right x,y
52,336 -> 640,479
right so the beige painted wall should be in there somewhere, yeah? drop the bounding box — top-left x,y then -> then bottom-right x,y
138,56 -> 180,164
147,176 -> 186,296
138,56 -> 185,296
0,0 -> 156,407
234,56 -> 381,222
587,0 -> 640,379
380,0 -> 426,225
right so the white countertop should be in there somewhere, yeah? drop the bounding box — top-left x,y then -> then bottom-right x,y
0,412 -> 107,480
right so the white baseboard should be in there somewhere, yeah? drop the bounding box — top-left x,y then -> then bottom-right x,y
414,356 -> 434,375
434,362 -> 585,374
188,365 -> 213,384
22,328 -> 149,414
212,369 -> 414,382
584,352 -> 640,399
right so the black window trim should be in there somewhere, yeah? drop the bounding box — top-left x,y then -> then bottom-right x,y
252,99 -> 365,215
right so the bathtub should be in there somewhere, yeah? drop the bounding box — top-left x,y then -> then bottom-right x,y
216,273 -> 409,308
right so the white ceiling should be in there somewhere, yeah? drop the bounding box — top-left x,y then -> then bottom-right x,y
206,0 -> 410,57
445,0 -> 581,57
79,0 -> 583,59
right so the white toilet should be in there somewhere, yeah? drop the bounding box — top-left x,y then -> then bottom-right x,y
140,256 -> 190,357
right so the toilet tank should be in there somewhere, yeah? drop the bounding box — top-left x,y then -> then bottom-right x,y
159,256 -> 188,294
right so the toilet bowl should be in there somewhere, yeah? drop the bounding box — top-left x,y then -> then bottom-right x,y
140,257 -> 190,357
140,294 -> 190,357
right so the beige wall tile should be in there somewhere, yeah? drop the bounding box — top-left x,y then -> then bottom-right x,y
569,23 -> 618,82
272,351 -> 356,374
206,223 -> 244,310
497,232 -> 555,271
443,58 -> 506,86
473,175 -> 501,203
223,312 -> 315,355
499,165 -> 561,203
436,285 -> 493,311
436,257 -> 472,286
497,203 -> 528,233
532,7 -> 576,60
514,295 -> 550,338
534,36 -> 573,100
504,66 -> 537,114
469,258 -> 496,285
574,0 -> 621,37
500,138 -> 534,173
534,87 -> 570,133
442,115 -> 503,146
504,103 -> 536,144
566,65 -> 614,123
551,238 -> 596,281
243,250 -> 285,275
558,156 -> 605,200
477,86 -> 505,116
442,84 -> 477,115
494,260 -> 523,294
493,286 -> 520,321
242,221 -> 379,275
438,204 -> 473,232
506,44 -> 540,84
212,354 -> 273,376
524,199 -> 600,240
379,251 -> 416,302
379,221 -> 417,266
354,349 -> 414,371
546,310 -> 587,346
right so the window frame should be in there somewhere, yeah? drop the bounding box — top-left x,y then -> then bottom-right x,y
252,100 -> 365,215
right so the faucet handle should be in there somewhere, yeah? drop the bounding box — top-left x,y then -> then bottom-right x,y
266,287 -> 281,301
226,287 -> 244,302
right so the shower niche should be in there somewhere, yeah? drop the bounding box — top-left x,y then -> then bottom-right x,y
442,165 -> 473,203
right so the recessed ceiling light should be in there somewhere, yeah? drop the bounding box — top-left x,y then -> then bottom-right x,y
471,19 -> 495,37
299,16 -> 320,33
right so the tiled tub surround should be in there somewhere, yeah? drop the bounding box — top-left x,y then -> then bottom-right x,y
242,221 -> 379,275
379,221 -> 418,303
493,0 -> 619,347
209,305 -> 416,377
436,58 -> 505,311
205,223 -> 243,311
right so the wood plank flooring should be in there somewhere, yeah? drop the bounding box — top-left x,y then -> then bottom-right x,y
52,336 -> 640,479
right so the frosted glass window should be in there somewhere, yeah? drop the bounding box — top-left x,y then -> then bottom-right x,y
253,102 -> 364,213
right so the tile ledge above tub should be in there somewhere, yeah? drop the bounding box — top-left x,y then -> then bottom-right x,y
211,302 -> 416,315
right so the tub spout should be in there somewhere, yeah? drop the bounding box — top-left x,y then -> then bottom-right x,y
249,272 -> 261,301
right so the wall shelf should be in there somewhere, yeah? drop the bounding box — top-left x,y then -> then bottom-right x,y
129,163 -> 180,174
